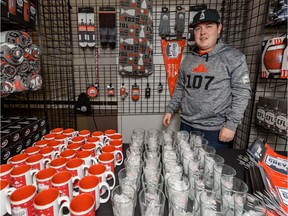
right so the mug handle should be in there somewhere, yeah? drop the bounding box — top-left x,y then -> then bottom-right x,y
82,165 -> 89,176
105,171 -> 115,190
90,157 -> 98,165
43,158 -> 51,168
5,187 -> 16,215
99,182 -> 110,204
115,150 -> 124,166
58,200 -> 71,216
30,169 -> 39,185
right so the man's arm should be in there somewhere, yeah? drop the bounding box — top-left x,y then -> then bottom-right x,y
223,54 -> 251,134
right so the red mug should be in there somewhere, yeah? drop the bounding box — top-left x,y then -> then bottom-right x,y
34,188 -> 70,215
7,153 -> 29,167
22,146 -> 40,156
0,164 -> 14,184
88,164 -> 115,195
101,145 -> 123,166
47,140 -> 63,153
109,140 -> 123,163
105,129 -> 116,137
92,131 -> 109,146
34,167 -> 57,192
60,149 -> 76,160
39,146 -> 59,161
67,143 -> 82,152
7,185 -> 37,216
78,175 -> 110,210
65,158 -> 88,186
76,151 -> 98,166
50,127 -> 64,135
110,134 -> 123,142
54,134 -> 69,149
78,129 -> 91,138
49,157 -> 68,172
42,133 -> 56,141
82,143 -> 101,157
63,128 -> 78,138
25,154 -> 51,170
52,171 -> 79,200
10,165 -> 38,188
0,179 -> 16,216
70,136 -> 85,145
61,193 -> 95,216
34,139 -> 50,148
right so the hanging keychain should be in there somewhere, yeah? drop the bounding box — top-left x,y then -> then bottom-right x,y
131,83 -> 140,101
145,83 -> 151,98
87,47 -> 99,97
158,82 -> 163,93
107,83 -> 115,96
120,83 -> 128,99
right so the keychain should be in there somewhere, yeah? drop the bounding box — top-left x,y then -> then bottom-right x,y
87,82 -> 99,97
120,83 -> 128,99
131,83 -> 140,101
107,83 -> 115,96
145,83 -> 151,98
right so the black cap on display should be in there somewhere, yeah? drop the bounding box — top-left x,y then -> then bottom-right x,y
191,9 -> 221,27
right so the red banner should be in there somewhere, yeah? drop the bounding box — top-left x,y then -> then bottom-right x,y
161,38 -> 186,96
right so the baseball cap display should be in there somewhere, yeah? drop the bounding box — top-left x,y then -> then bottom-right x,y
191,9 -> 221,27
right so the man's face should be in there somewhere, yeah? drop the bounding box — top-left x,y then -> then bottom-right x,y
193,22 -> 222,53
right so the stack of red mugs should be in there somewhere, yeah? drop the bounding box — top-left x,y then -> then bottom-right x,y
0,127 -> 123,216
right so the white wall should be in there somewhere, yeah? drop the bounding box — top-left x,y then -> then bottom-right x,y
117,114 -> 181,143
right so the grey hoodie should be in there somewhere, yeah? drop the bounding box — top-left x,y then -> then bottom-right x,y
166,39 -> 251,131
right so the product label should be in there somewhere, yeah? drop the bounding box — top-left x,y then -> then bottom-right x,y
265,111 -> 276,126
277,187 -> 288,206
276,115 -> 287,130
256,108 -> 265,121
265,155 -> 288,175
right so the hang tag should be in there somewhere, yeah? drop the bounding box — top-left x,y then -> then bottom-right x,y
132,84 -> 140,101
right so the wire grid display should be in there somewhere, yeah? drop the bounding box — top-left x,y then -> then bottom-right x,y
221,0 -> 287,150
1,0 -> 76,130
70,0 -> 224,116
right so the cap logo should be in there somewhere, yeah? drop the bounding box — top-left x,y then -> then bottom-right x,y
200,10 -> 205,20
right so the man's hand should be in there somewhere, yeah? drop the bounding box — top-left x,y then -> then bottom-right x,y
163,113 -> 172,127
219,127 -> 235,142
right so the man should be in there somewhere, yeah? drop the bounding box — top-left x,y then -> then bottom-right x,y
162,9 -> 251,148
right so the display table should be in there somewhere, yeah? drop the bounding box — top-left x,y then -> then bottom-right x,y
96,144 -> 247,216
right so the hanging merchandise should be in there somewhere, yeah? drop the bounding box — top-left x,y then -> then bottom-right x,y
78,8 -> 87,47
261,35 -> 287,79
99,7 -> 116,49
86,7 -> 96,47
145,83 -> 151,98
87,47 -> 99,97
175,6 -> 185,37
87,84 -> 98,97
119,0 -> 153,76
158,7 -> 170,38
120,83 -> 128,99
161,37 -> 186,96
107,83 -> 115,96
0,30 -> 32,48
131,83 -> 140,101
265,0 -> 288,27
158,82 -> 163,93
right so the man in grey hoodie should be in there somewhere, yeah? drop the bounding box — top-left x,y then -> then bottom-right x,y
163,9 -> 251,148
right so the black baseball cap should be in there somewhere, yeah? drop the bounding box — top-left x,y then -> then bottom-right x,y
191,9 -> 221,27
